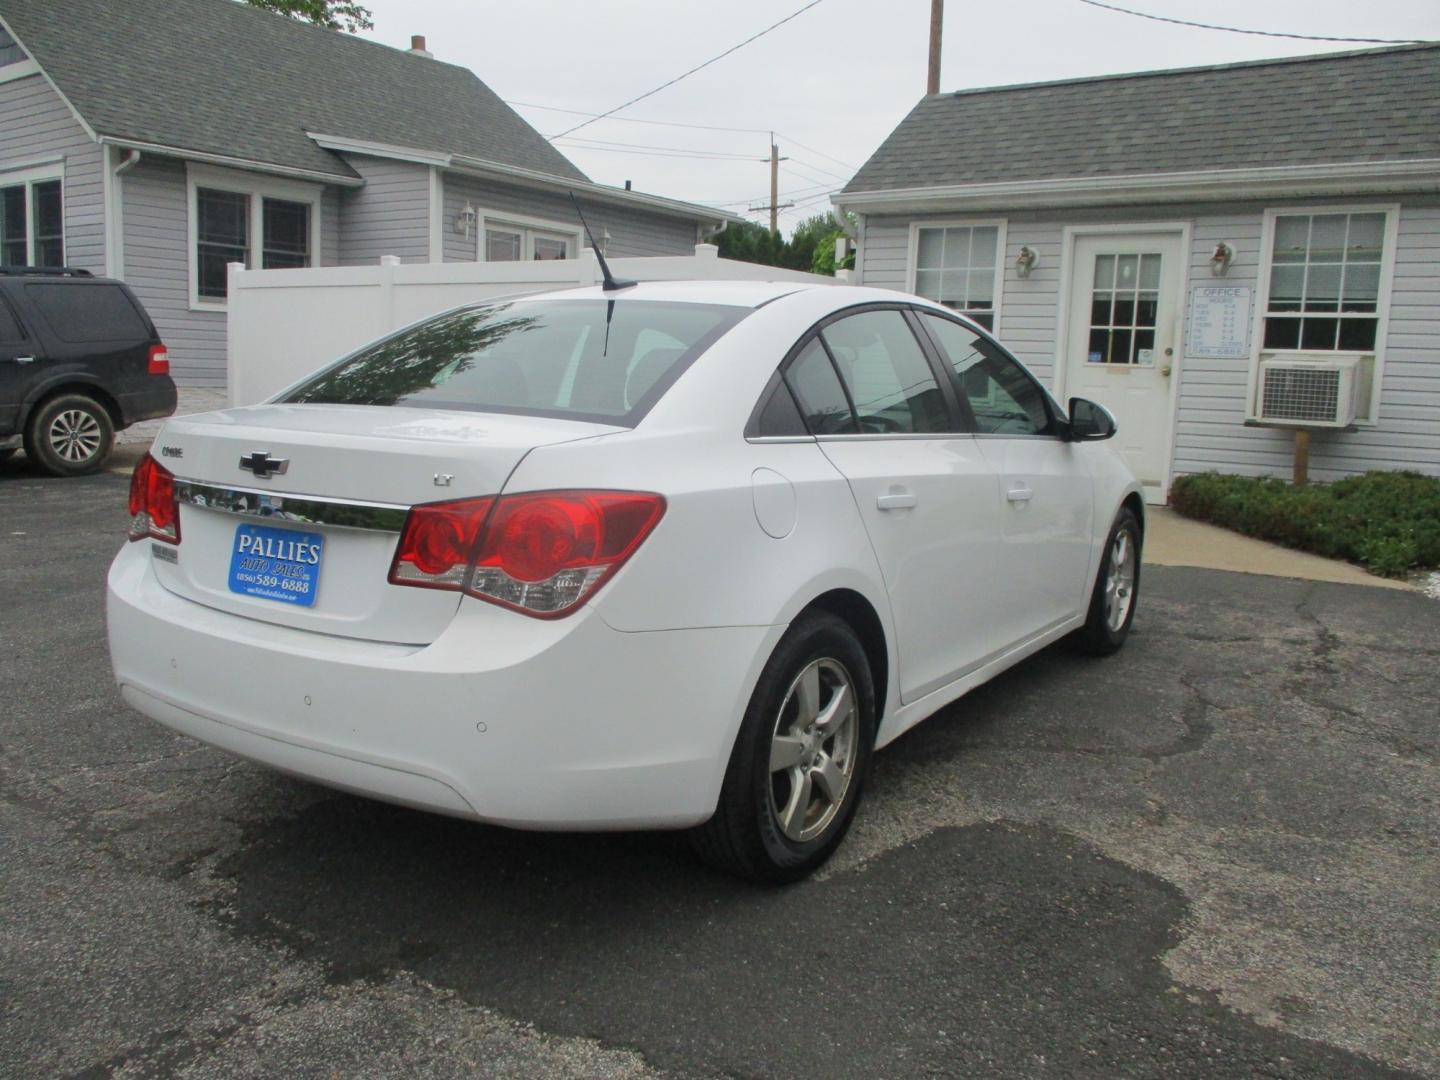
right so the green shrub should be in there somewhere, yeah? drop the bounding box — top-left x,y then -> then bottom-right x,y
1169,470 -> 1440,578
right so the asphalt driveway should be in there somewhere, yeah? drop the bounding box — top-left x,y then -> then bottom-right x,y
2,461 -> 1437,1079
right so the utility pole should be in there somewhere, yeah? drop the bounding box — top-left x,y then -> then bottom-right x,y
927,0 -> 943,95
747,133 -> 793,237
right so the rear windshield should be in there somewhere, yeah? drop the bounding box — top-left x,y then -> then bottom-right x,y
283,299 -> 746,425
24,282 -> 152,344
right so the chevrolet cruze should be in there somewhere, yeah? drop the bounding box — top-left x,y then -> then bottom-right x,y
107,280 -> 1142,882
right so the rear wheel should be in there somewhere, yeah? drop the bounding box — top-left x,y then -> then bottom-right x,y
692,612 -> 875,883
1071,507 -> 1141,656
24,394 -> 114,476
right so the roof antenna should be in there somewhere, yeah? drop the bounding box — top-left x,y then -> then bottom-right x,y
569,193 -> 635,291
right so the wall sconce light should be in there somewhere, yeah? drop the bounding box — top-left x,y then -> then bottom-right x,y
455,201 -> 477,237
1209,241 -> 1235,276
1015,245 -> 1039,278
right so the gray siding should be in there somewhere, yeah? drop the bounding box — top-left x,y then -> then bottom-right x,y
858,198 -> 1440,485
120,156 -> 226,386
0,71 -> 104,273
337,155 -> 430,265
441,171 -> 698,262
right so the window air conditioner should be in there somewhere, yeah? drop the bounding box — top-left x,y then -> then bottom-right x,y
1256,356 -> 1360,428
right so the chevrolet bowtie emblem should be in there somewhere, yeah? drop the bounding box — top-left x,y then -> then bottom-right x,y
239,451 -> 289,479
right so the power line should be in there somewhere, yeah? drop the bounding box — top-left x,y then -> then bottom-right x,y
1076,0 -> 1432,44
556,136 -> 765,162
773,134 -> 859,173
553,144 -> 764,163
549,0 -> 829,139
509,100 -> 772,136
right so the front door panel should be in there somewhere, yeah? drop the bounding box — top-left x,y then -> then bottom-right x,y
1065,232 -> 1184,503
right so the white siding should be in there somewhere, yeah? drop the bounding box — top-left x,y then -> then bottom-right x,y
337,155 -> 430,264
441,172 -> 698,263
0,72 -> 104,273
859,198 -> 1440,484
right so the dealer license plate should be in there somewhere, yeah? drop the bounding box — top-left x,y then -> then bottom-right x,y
227,523 -> 324,607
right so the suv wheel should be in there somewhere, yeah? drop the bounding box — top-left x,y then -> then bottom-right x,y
24,394 -> 115,476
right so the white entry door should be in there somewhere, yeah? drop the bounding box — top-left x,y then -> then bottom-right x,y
1064,231 -> 1185,502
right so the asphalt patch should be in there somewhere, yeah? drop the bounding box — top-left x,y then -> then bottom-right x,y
216,801 -> 1416,1078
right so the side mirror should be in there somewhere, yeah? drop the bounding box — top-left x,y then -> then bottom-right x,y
1067,397 -> 1117,441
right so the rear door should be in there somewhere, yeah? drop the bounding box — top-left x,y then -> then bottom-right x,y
21,280 -> 155,393
784,306 -> 1007,704
0,289 -> 39,434
918,312 -> 1095,638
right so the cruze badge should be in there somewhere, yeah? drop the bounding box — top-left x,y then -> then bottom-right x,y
239,451 -> 289,479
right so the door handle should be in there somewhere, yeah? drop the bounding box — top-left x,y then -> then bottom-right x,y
14,356 -> 35,364
876,490 -> 918,511
1006,484 -> 1034,504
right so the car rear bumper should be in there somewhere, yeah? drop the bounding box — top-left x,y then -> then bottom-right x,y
107,543 -> 780,829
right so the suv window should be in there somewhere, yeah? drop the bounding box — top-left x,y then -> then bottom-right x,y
0,296 -> 24,343
820,310 -> 950,434
24,283 -> 151,344
922,313 -> 1054,436
285,299 -> 743,425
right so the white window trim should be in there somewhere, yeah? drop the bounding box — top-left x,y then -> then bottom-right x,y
0,58 -> 39,84
186,162 -> 322,312
0,160 -> 64,266
905,217 -> 1008,332
1245,203 -> 1400,426
473,208 -> 584,263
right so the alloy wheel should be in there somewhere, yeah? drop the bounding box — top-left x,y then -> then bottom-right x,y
767,657 -> 859,843
48,408 -> 103,464
1104,527 -> 1137,633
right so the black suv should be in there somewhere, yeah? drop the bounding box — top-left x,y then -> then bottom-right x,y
0,267 -> 175,476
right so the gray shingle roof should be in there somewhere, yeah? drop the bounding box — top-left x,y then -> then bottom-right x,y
0,0 -> 587,183
844,44 -> 1440,193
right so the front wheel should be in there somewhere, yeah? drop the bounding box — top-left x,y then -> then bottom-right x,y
692,612 -> 876,883
1071,506 -> 1141,656
24,394 -> 114,476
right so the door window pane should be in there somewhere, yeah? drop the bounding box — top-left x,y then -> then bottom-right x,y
196,188 -> 248,298
262,198 -> 310,270
1,185 -> 26,265
785,338 -> 857,435
32,181 -> 63,267
486,227 -> 522,262
1265,212 -> 1384,352
923,314 -> 1052,436
913,224 -> 999,330
1087,249 -> 1163,364
820,310 -> 950,434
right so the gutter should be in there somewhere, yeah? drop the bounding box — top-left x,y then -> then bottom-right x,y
97,136 -> 364,187
835,158 -> 1440,215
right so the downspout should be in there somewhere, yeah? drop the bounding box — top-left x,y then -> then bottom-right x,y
700,219 -> 728,241
116,148 -> 142,176
106,149 -> 141,278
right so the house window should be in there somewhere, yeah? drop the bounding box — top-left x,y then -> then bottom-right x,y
188,165 -> 320,307
912,224 -> 1000,329
479,215 -> 579,262
0,176 -> 63,267
1262,212 -> 1385,352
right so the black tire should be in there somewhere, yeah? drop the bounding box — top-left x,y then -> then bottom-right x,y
0,448 -> 15,464
692,612 -> 876,884
1070,506 -> 1142,656
23,393 -> 114,476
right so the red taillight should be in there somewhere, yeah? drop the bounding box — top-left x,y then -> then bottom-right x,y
388,490 -> 665,618
388,497 -> 492,589
147,343 -> 169,376
127,454 -> 180,544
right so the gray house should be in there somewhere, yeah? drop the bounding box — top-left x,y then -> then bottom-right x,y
0,0 -> 737,386
836,45 -> 1440,500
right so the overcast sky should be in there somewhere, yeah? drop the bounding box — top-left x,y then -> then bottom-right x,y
352,0 -> 1437,235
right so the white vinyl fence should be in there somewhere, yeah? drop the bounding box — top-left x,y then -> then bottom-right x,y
226,245 -> 844,407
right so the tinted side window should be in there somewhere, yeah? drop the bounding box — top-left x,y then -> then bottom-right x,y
750,373 -> 809,437
922,314 -> 1054,436
24,283 -> 151,344
785,338 -> 857,434
820,310 -> 951,434
0,296 -> 24,343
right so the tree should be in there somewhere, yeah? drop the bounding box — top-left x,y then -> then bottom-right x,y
713,214 -> 853,275
243,0 -> 373,32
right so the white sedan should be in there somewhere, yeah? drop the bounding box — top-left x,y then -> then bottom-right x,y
108,280 -> 1142,882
